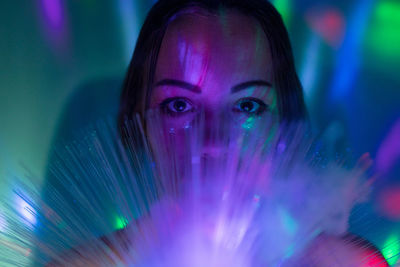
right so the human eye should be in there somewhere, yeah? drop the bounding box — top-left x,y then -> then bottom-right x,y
159,97 -> 194,115
233,97 -> 268,116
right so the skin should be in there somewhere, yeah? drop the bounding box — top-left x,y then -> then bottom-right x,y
148,9 -> 278,161
47,10 -> 387,267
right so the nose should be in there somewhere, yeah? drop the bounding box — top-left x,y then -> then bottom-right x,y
201,108 -> 229,158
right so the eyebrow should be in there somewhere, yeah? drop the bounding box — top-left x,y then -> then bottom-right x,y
154,79 -> 201,93
154,79 -> 272,93
231,80 -> 272,93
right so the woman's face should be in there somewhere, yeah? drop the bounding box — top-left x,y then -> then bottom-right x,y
149,9 -> 278,158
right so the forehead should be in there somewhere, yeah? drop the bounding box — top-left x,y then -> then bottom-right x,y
155,9 -> 273,87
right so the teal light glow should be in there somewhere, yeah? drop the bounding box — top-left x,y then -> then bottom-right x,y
366,1 -> 400,58
382,234 -> 400,266
242,117 -> 256,130
277,207 -> 298,259
278,207 -> 298,235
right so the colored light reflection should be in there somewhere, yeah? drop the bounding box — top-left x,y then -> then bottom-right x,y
278,207 -> 298,235
376,118 -> 400,174
382,234 -> 400,266
0,239 -> 32,257
115,216 -> 128,230
242,117 -> 255,130
39,0 -> 69,52
366,1 -> 400,58
116,0 -> 140,63
15,193 -> 37,226
41,0 -> 64,29
329,0 -> 374,101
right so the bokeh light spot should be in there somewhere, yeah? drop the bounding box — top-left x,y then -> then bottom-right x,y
365,1 -> 400,59
378,186 -> 400,220
115,216 -> 128,230
15,193 -> 37,226
306,8 -> 345,48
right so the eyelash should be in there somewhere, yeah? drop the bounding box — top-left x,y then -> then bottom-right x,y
159,97 -> 268,116
159,97 -> 194,116
232,97 -> 268,116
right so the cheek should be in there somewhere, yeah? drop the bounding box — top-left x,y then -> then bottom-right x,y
146,111 -> 197,156
148,105 -> 280,140
233,113 -> 280,144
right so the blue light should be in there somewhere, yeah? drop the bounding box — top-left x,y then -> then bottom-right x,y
329,0 -> 375,102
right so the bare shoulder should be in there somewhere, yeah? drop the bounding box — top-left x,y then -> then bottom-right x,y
300,234 -> 388,267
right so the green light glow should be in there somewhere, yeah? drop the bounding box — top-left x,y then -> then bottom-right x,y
366,1 -> 400,58
382,234 -> 400,266
375,1 -> 400,23
115,216 -> 128,230
272,0 -> 291,27
242,117 -> 256,130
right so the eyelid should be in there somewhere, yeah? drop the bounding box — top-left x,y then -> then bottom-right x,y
233,97 -> 269,115
235,97 -> 268,107
159,97 -> 195,115
159,97 -> 193,106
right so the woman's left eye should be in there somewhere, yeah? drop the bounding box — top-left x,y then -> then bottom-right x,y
233,98 -> 268,115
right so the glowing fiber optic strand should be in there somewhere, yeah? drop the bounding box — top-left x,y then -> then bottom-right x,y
381,234 -> 400,266
0,111 -> 383,266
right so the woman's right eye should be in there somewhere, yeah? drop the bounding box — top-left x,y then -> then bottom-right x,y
160,98 -> 194,115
